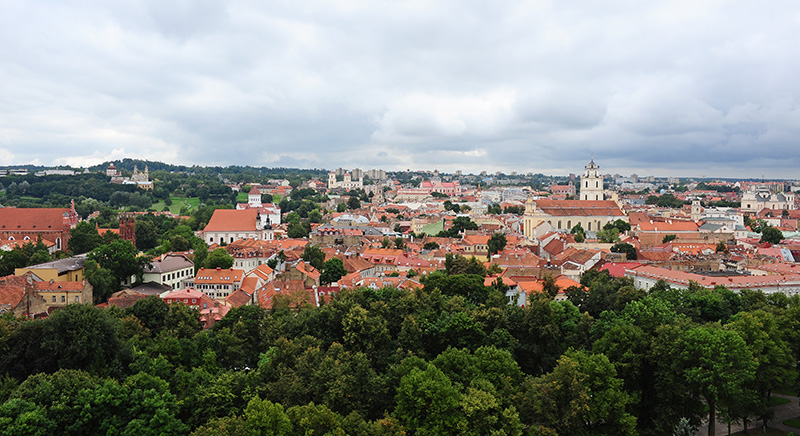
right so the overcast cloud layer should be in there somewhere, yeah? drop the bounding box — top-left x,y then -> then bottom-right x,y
1,1 -> 800,178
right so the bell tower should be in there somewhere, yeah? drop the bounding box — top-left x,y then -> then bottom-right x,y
580,157 -> 604,201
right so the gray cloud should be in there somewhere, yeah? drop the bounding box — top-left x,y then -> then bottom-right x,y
1,1 -> 799,177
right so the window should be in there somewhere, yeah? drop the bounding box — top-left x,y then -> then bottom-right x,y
52,296 -> 56,302
74,296 -> 79,302
61,296 -> 65,303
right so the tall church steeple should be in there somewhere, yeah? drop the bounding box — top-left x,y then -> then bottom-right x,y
580,157 -> 604,201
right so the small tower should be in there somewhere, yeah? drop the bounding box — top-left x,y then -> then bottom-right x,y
691,200 -> 702,222
120,213 -> 136,247
248,186 -> 262,208
524,196 -> 537,215
328,171 -> 337,189
580,158 -> 604,201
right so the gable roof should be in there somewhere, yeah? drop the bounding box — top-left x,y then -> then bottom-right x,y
0,275 -> 29,308
0,208 -> 71,231
34,281 -> 85,292
144,254 -> 194,273
532,199 -> 625,217
194,268 -> 244,284
203,209 -> 259,232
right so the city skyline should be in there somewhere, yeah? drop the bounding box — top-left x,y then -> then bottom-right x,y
2,1 -> 800,178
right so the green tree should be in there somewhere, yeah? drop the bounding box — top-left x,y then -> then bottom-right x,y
438,216 -> 479,238
286,221 -> 310,238
423,241 -> 440,250
487,232 -> 507,257
241,396 -> 292,435
571,223 -> 586,243
610,242 -> 637,260
320,258 -> 347,285
40,305 -> 127,376
134,219 -> 159,251
83,259 -> 117,303
395,363 -> 462,435
67,221 -> 102,254
596,227 -> 620,243
394,237 -> 405,250
525,350 -> 637,435
604,219 -> 631,233
308,209 -> 322,223
760,226 -> 783,245
205,248 -> 234,269
301,244 -> 326,270
680,326 -> 756,436
169,235 -> 191,252
663,234 -> 677,244
727,310 -> 795,429
88,239 -> 150,288
126,296 -> 170,333
347,196 -> 361,210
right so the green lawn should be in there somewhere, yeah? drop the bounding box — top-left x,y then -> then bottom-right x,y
236,192 -> 248,202
785,417 -> 800,429
151,196 -> 200,214
770,396 -> 792,406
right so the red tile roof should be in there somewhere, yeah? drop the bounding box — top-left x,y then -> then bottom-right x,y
203,209 -> 258,232
34,281 -> 85,291
532,199 -> 625,217
0,208 -> 71,231
194,268 -> 244,284
0,275 -> 28,308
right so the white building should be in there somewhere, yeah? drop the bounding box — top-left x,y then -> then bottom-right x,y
142,254 -> 195,290
741,184 -> 795,214
202,209 -> 274,245
236,187 -> 281,227
580,158 -> 604,201
328,171 -> 363,190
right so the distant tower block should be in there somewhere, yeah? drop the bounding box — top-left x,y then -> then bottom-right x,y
580,158 -> 604,201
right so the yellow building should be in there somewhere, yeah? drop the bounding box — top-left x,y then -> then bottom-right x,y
15,255 -> 86,282
35,279 -> 93,306
523,197 -> 627,240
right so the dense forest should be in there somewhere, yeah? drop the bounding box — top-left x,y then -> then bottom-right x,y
1,270 -> 798,435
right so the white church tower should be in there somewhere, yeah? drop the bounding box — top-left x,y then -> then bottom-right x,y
580,158 -> 604,201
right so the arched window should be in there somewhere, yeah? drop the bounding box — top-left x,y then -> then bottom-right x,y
567,220 -> 572,229
558,221 -> 562,229
588,222 -> 592,231
596,181 -> 599,188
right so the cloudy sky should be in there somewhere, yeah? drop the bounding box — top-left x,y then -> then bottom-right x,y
1,1 -> 799,178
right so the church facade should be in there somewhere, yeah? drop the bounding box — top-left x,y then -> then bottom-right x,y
523,158 -> 627,240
